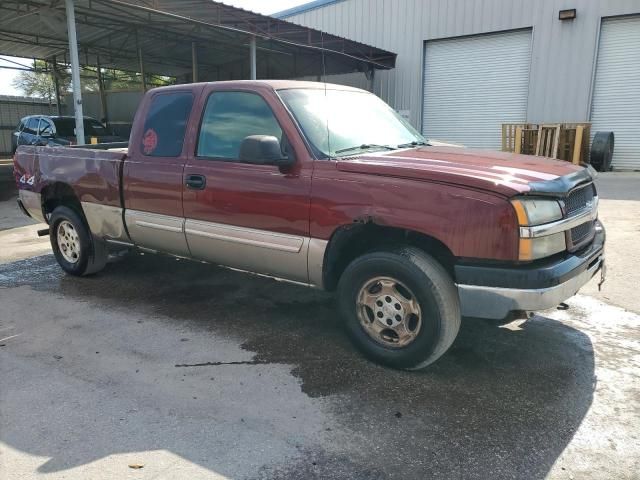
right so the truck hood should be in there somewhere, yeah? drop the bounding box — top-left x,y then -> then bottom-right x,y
336,146 -> 592,197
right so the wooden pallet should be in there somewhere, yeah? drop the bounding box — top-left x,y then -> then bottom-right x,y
502,122 -> 591,164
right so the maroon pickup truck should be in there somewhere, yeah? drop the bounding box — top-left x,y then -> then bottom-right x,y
14,80 -> 605,369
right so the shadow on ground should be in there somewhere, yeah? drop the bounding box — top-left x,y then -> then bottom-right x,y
0,254 -> 595,479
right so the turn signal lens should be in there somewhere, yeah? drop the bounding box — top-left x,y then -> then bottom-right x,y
519,233 -> 566,261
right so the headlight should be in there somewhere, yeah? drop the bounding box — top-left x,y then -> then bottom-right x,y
511,198 -> 565,260
511,198 -> 562,226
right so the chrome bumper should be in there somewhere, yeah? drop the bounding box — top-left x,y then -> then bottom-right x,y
457,227 -> 605,319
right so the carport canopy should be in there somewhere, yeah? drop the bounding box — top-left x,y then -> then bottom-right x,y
0,0 -> 396,143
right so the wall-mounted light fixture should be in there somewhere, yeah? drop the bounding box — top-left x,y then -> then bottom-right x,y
559,9 -> 577,20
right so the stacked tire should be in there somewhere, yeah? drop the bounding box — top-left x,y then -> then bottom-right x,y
590,132 -> 614,172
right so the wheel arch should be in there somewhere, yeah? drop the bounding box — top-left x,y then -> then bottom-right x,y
40,181 -> 85,223
321,222 -> 456,292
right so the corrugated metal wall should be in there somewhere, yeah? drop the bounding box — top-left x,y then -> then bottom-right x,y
0,96 -> 60,156
422,29 -> 532,148
590,15 -> 640,170
283,0 -> 640,131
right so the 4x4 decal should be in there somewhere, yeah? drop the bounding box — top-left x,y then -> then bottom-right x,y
19,174 -> 35,186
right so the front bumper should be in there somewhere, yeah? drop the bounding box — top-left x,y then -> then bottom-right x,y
456,223 -> 605,319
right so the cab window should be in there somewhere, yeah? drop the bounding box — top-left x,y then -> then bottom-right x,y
141,92 -> 193,157
40,119 -> 54,137
24,118 -> 40,135
197,91 -> 283,160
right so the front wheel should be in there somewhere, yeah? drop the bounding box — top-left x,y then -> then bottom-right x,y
50,206 -> 107,276
338,247 -> 460,370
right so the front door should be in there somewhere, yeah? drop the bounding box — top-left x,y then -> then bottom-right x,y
182,86 -> 313,283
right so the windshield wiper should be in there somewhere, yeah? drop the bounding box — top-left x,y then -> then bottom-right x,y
334,144 -> 396,155
396,141 -> 428,148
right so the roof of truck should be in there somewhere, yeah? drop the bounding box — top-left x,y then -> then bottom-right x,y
148,80 -> 368,94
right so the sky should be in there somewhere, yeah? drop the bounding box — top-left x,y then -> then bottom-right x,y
0,0 -> 308,96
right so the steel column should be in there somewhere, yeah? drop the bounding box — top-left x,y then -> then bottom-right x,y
192,42 -> 198,83
136,32 -> 146,91
51,56 -> 62,117
249,36 -> 256,80
96,56 -> 109,127
64,0 -> 85,145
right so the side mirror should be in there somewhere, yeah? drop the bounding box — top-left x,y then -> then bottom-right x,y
239,135 -> 295,168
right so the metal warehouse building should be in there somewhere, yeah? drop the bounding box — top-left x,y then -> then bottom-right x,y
277,0 -> 640,170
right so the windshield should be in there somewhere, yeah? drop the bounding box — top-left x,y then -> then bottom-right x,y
53,118 -> 109,137
278,88 -> 425,158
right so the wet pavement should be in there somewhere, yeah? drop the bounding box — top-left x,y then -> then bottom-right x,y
1,253 -> 639,479
1,166 -> 639,479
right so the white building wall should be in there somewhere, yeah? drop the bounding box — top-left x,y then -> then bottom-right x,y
282,0 -> 640,131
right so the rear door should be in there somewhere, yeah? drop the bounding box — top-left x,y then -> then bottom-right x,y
182,85 -> 313,283
123,89 -> 199,256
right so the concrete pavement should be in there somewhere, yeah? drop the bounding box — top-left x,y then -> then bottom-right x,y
581,173 -> 640,313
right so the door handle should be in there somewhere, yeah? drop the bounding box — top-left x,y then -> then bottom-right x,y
185,174 -> 206,190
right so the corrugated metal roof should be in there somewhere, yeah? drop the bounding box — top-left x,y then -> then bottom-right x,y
0,0 -> 395,80
274,0 -> 347,19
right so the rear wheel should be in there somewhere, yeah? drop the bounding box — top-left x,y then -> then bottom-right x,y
338,247 -> 460,370
50,206 -> 107,276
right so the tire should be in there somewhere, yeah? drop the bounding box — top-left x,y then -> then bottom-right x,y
49,206 -> 107,276
337,247 -> 460,370
590,131 -> 614,172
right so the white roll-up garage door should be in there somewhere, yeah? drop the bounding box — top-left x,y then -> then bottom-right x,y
590,16 -> 640,170
422,29 -> 532,149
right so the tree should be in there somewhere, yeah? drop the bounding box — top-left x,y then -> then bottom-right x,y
11,60 -> 68,101
12,59 -> 174,100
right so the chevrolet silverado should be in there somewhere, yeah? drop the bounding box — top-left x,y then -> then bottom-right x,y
13,81 -> 605,369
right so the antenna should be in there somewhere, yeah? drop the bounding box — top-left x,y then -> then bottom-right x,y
320,30 -> 331,158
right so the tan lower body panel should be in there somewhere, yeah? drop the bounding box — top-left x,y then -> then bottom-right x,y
125,210 -> 191,257
81,202 -> 129,241
308,238 -> 328,288
185,219 -> 312,284
83,207 -> 328,288
18,190 -> 45,223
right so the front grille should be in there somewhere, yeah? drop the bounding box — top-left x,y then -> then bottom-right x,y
570,221 -> 594,246
565,183 -> 596,217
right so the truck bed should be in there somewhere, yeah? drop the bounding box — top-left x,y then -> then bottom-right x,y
14,145 -> 128,212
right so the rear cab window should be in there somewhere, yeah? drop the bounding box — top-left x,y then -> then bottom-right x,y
52,119 -> 76,137
141,92 -> 194,157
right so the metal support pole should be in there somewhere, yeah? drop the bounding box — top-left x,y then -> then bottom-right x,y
52,56 -> 62,117
191,42 -> 198,83
249,35 -> 257,80
136,32 -> 146,91
64,0 -> 84,145
367,67 -> 375,93
96,56 -> 109,127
